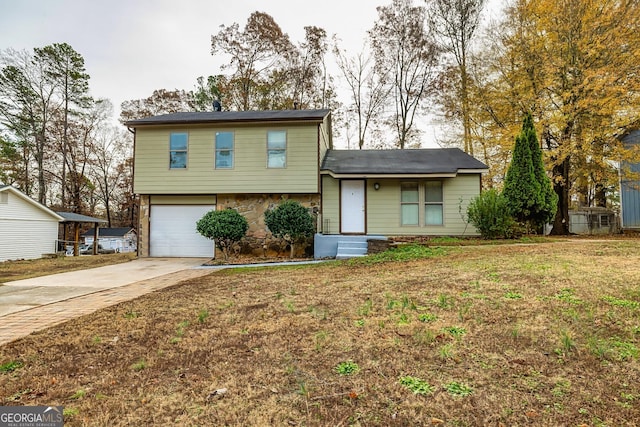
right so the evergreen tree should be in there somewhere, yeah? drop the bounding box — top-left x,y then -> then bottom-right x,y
527,113 -> 558,228
502,113 -> 541,225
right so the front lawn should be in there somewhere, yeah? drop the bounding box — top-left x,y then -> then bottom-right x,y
1,240 -> 639,425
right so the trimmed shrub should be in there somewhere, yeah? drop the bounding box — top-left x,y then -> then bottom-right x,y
264,200 -> 315,258
196,208 -> 248,260
467,189 -> 519,239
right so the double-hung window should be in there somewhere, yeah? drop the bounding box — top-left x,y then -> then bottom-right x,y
267,130 -> 287,168
425,181 -> 443,225
400,181 -> 444,226
169,132 -> 188,169
401,182 -> 419,225
215,131 -> 234,169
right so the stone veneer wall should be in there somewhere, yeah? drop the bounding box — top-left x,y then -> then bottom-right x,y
138,195 -> 151,257
217,193 -> 320,258
138,193 -> 319,258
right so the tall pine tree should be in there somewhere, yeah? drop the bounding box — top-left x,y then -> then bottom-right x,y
527,114 -> 558,228
503,113 -> 556,231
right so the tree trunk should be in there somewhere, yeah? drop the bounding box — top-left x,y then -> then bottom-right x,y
289,242 -> 295,259
550,156 -> 571,235
61,74 -> 69,208
594,182 -> 607,207
35,132 -> 46,204
461,64 -> 473,156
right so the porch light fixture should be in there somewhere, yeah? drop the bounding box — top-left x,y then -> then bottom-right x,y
374,182 -> 380,191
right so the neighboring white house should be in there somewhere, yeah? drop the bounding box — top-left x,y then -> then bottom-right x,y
0,185 -> 63,262
82,227 -> 137,253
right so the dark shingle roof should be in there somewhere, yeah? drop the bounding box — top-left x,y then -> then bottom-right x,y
81,227 -> 135,237
125,109 -> 331,127
57,212 -> 107,223
321,148 -> 488,176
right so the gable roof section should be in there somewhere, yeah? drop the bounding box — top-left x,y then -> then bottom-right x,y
125,109 -> 331,127
0,185 -> 64,221
81,227 -> 135,237
321,148 -> 488,178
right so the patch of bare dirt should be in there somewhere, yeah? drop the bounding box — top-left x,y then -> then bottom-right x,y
202,254 -> 314,266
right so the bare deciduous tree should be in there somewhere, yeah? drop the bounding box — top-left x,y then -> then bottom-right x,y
333,39 -> 391,149
119,89 -> 195,123
428,0 -> 486,155
211,11 -> 294,111
370,0 -> 440,148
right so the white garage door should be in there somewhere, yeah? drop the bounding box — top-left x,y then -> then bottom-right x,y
150,205 -> 215,257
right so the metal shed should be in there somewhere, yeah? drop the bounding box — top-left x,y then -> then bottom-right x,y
620,129 -> 640,229
569,207 -> 619,235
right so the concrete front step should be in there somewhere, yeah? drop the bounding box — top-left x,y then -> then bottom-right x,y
336,240 -> 368,260
313,234 -> 388,260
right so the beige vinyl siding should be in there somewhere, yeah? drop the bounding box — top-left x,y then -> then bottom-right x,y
134,123 -> 320,194
0,191 -> 60,261
366,175 -> 480,235
321,175 -> 481,236
318,115 -> 332,161
321,175 -> 340,234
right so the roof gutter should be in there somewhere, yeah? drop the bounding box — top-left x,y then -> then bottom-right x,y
125,117 -> 328,127
458,168 -> 490,174
320,171 -> 459,179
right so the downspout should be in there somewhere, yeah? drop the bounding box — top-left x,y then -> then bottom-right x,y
317,113 -> 333,235
317,123 -> 322,234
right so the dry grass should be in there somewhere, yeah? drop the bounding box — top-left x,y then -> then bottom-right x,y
2,240 -> 640,426
0,253 -> 136,283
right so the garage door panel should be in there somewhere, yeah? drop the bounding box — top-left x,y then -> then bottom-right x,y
150,205 -> 215,257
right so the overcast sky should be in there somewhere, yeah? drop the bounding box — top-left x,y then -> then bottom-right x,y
1,0 -> 504,147
0,1 -> 382,110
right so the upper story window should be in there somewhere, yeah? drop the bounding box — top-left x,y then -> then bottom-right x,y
0,192 -> 7,204
215,131 -> 234,169
169,132 -> 188,169
401,182 -> 419,225
267,130 -> 287,168
425,181 -> 443,225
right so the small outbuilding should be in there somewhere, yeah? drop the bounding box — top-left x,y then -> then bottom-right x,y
82,227 -> 137,253
569,207 -> 619,235
0,185 -> 63,262
57,212 -> 107,256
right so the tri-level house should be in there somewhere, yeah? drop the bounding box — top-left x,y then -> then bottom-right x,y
126,109 -> 488,258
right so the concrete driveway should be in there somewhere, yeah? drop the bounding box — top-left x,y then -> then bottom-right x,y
0,258 -> 324,345
0,258 -> 207,317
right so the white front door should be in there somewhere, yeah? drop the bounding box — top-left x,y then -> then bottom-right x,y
341,180 -> 366,233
